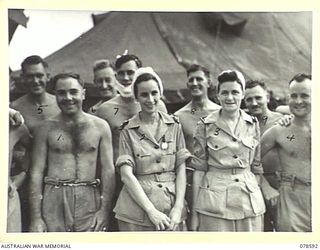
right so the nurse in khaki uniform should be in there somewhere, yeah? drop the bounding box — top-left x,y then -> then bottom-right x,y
191,70 -> 266,231
114,67 -> 190,231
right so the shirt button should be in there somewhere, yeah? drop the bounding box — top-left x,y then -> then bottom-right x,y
214,145 -> 218,149
158,184 -> 163,188
154,145 -> 160,149
233,155 -> 238,159
232,138 -> 237,142
156,158 -> 161,163
234,179 -> 239,182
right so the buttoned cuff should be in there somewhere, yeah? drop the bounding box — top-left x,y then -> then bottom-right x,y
251,163 -> 264,175
189,156 -> 208,172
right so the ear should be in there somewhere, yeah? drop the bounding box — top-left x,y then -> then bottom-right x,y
266,91 -> 271,103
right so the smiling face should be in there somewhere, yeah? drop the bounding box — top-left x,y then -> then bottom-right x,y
187,70 -> 210,98
22,63 -> 49,96
244,85 -> 269,116
116,60 -> 139,87
136,79 -> 160,115
288,79 -> 311,118
55,77 -> 85,115
94,67 -> 117,99
217,81 -> 244,113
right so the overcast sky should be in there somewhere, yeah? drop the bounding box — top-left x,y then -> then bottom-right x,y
9,9 -> 105,70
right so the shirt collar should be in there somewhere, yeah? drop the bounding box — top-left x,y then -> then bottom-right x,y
204,108 -> 254,125
127,111 -> 175,129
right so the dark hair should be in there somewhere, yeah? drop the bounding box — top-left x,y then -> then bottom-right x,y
187,64 -> 210,79
21,55 -> 48,73
133,73 -> 159,99
93,59 -> 115,73
245,80 -> 267,91
289,73 -> 311,85
217,70 -> 244,92
115,54 -> 142,69
52,73 -> 84,89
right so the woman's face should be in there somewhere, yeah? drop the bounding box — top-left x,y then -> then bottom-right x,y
136,79 -> 161,114
217,81 -> 244,113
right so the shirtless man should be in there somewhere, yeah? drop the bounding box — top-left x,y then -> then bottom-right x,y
174,64 -> 220,225
29,73 -> 115,232
244,80 -> 283,231
87,59 -> 118,114
261,73 -> 311,232
10,55 -> 60,134
8,114 -> 31,232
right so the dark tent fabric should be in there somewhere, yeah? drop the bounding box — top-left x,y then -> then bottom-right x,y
8,9 -> 28,43
12,11 -> 312,102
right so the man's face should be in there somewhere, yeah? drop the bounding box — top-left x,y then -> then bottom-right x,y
244,85 -> 269,116
289,79 -> 311,118
116,60 -> 138,87
187,70 -> 210,98
55,77 -> 85,115
22,63 -> 48,96
94,67 -> 117,99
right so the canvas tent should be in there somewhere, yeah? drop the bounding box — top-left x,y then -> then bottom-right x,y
12,11 -> 312,105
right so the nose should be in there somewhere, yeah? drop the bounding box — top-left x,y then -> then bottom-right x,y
190,78 -> 198,86
65,92 -> 72,100
101,80 -> 108,89
296,96 -> 303,104
123,72 -> 129,80
252,98 -> 258,106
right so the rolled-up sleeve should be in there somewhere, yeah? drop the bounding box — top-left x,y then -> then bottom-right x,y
116,129 -> 136,172
175,124 -> 192,167
250,123 -> 263,174
190,121 -> 208,172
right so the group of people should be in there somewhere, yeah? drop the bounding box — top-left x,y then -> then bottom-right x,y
8,53 -> 311,233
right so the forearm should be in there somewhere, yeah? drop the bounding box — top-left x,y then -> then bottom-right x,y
174,163 -> 186,209
11,172 -> 27,189
29,172 -> 44,220
121,166 -> 156,214
192,170 -> 205,213
99,168 -> 116,213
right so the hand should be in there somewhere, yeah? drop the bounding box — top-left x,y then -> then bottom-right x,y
29,218 -> 47,232
90,208 -> 108,232
9,109 -> 24,126
190,211 -> 199,231
167,206 -> 183,231
147,208 -> 171,231
276,114 -> 294,127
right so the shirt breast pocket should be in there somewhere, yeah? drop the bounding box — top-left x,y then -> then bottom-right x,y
241,137 -> 259,163
207,138 -> 229,160
161,140 -> 176,168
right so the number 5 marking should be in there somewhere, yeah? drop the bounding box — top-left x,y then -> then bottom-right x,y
114,107 -> 119,115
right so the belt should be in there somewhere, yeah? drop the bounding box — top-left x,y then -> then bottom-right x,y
207,166 -> 249,175
136,172 -> 176,182
280,173 -> 311,187
44,177 -> 100,188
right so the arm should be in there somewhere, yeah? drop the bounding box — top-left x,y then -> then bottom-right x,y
191,170 -> 205,231
29,124 -> 48,232
261,126 -> 278,158
120,165 -> 171,230
9,107 -> 24,126
90,121 -> 115,231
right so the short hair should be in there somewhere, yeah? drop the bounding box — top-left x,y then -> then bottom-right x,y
133,73 -> 160,99
217,70 -> 245,92
289,73 -> 311,85
52,73 -> 84,89
245,80 -> 267,91
21,55 -> 48,73
93,59 -> 115,73
187,64 -> 210,79
115,54 -> 142,70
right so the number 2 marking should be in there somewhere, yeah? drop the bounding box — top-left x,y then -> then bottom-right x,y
191,108 -> 196,115
286,134 -> 295,141
114,107 -> 119,115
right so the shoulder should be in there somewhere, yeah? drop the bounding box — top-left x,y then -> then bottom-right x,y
174,102 -> 191,116
160,111 -> 180,124
85,113 -> 111,131
11,95 -> 29,108
208,100 -> 221,110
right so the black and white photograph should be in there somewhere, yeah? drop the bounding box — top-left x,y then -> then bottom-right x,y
2,0 -> 319,247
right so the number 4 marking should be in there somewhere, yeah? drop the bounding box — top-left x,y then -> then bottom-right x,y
286,134 -> 295,141
114,107 -> 119,115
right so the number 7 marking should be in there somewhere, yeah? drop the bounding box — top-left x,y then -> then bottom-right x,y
114,107 -> 119,115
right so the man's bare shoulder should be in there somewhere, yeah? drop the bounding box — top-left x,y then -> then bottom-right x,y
10,94 -> 30,109
207,100 -> 221,110
96,96 -> 121,116
174,102 -> 192,116
84,113 -> 111,132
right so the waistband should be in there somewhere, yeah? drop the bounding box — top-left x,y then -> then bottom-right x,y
44,177 -> 100,187
207,166 -> 249,175
136,172 -> 176,182
280,173 -> 311,187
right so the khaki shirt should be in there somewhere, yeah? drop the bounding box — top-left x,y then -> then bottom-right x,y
116,111 -> 190,174
192,109 -> 263,174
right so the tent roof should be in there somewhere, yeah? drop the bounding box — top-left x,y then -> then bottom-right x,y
13,11 -> 311,100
